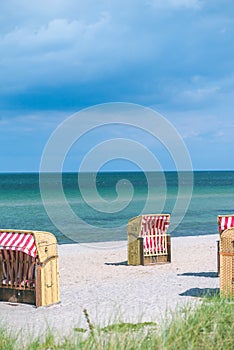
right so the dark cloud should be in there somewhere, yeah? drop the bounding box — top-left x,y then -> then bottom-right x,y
0,0 -> 234,170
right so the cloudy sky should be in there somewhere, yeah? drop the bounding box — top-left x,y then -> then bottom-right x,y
0,0 -> 234,172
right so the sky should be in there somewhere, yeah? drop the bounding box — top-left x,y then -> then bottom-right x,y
0,0 -> 234,172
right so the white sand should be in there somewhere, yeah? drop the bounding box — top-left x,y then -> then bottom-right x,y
0,234 -> 220,339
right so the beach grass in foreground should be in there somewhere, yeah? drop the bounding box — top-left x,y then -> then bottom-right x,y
0,295 -> 233,350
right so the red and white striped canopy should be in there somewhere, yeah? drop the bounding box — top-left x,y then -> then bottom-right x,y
217,215 -> 234,233
141,215 -> 170,235
0,232 -> 37,258
140,215 -> 170,254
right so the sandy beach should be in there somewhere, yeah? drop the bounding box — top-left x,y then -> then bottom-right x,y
0,234 -> 220,340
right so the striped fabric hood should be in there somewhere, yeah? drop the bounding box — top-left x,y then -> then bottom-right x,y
0,231 -> 37,258
218,215 -> 234,233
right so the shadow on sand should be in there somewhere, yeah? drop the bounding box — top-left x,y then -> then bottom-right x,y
177,272 -> 218,278
179,287 -> 219,298
105,261 -> 128,266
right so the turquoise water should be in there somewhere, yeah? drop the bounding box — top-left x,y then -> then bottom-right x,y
0,171 -> 233,244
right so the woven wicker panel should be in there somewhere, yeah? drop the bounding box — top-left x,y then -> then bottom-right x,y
220,228 -> 234,298
127,216 -> 142,265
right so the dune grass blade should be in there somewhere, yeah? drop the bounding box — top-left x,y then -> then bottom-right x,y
0,327 -> 17,350
161,296 -> 234,350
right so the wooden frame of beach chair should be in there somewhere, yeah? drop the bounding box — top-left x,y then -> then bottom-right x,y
219,227 -> 234,298
0,229 -> 60,307
127,214 -> 171,266
217,215 -> 234,275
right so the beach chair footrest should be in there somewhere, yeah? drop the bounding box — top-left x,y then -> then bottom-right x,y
0,287 -> 35,305
143,254 -> 170,265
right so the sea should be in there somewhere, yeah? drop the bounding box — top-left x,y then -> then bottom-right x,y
0,171 -> 233,245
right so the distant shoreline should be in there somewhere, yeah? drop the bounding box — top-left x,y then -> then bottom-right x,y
0,169 -> 234,174
57,231 -> 219,246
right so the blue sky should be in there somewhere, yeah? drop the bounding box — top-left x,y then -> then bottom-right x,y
0,0 -> 234,172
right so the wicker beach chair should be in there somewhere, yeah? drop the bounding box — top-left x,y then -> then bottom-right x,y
217,215 -> 234,274
128,214 -> 171,265
219,227 -> 234,298
0,229 -> 60,306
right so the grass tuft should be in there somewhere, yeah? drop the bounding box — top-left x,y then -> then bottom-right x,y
0,327 -> 17,350
101,321 -> 157,333
1,296 -> 233,349
73,327 -> 87,333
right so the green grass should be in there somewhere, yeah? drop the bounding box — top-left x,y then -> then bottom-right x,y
1,296 -> 233,349
101,321 -> 157,333
0,327 -> 17,350
161,296 -> 234,350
